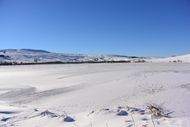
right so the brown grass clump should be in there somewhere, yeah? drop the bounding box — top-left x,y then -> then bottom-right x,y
147,104 -> 162,117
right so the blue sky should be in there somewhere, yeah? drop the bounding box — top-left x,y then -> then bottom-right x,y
0,0 -> 190,56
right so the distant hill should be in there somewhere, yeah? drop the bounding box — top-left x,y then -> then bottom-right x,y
0,49 -> 146,65
149,54 -> 190,63
0,49 -> 189,65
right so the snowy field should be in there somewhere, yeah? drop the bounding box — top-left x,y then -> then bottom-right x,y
0,63 -> 190,127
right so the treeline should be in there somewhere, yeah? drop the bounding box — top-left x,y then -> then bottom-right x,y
0,60 -> 146,66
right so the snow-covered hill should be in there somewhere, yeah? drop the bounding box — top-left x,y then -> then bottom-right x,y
0,49 -> 146,64
0,49 -> 190,64
149,54 -> 190,63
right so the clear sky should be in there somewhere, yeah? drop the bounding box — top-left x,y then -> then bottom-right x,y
0,0 -> 190,56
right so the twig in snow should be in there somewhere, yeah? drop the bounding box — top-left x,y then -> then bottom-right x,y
130,114 -> 135,127
151,115 -> 156,127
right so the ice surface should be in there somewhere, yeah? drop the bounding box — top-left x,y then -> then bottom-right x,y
0,63 -> 190,126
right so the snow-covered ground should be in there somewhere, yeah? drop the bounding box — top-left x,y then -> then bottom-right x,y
0,63 -> 190,127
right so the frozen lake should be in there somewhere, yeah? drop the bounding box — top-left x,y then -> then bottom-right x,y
0,63 -> 190,127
